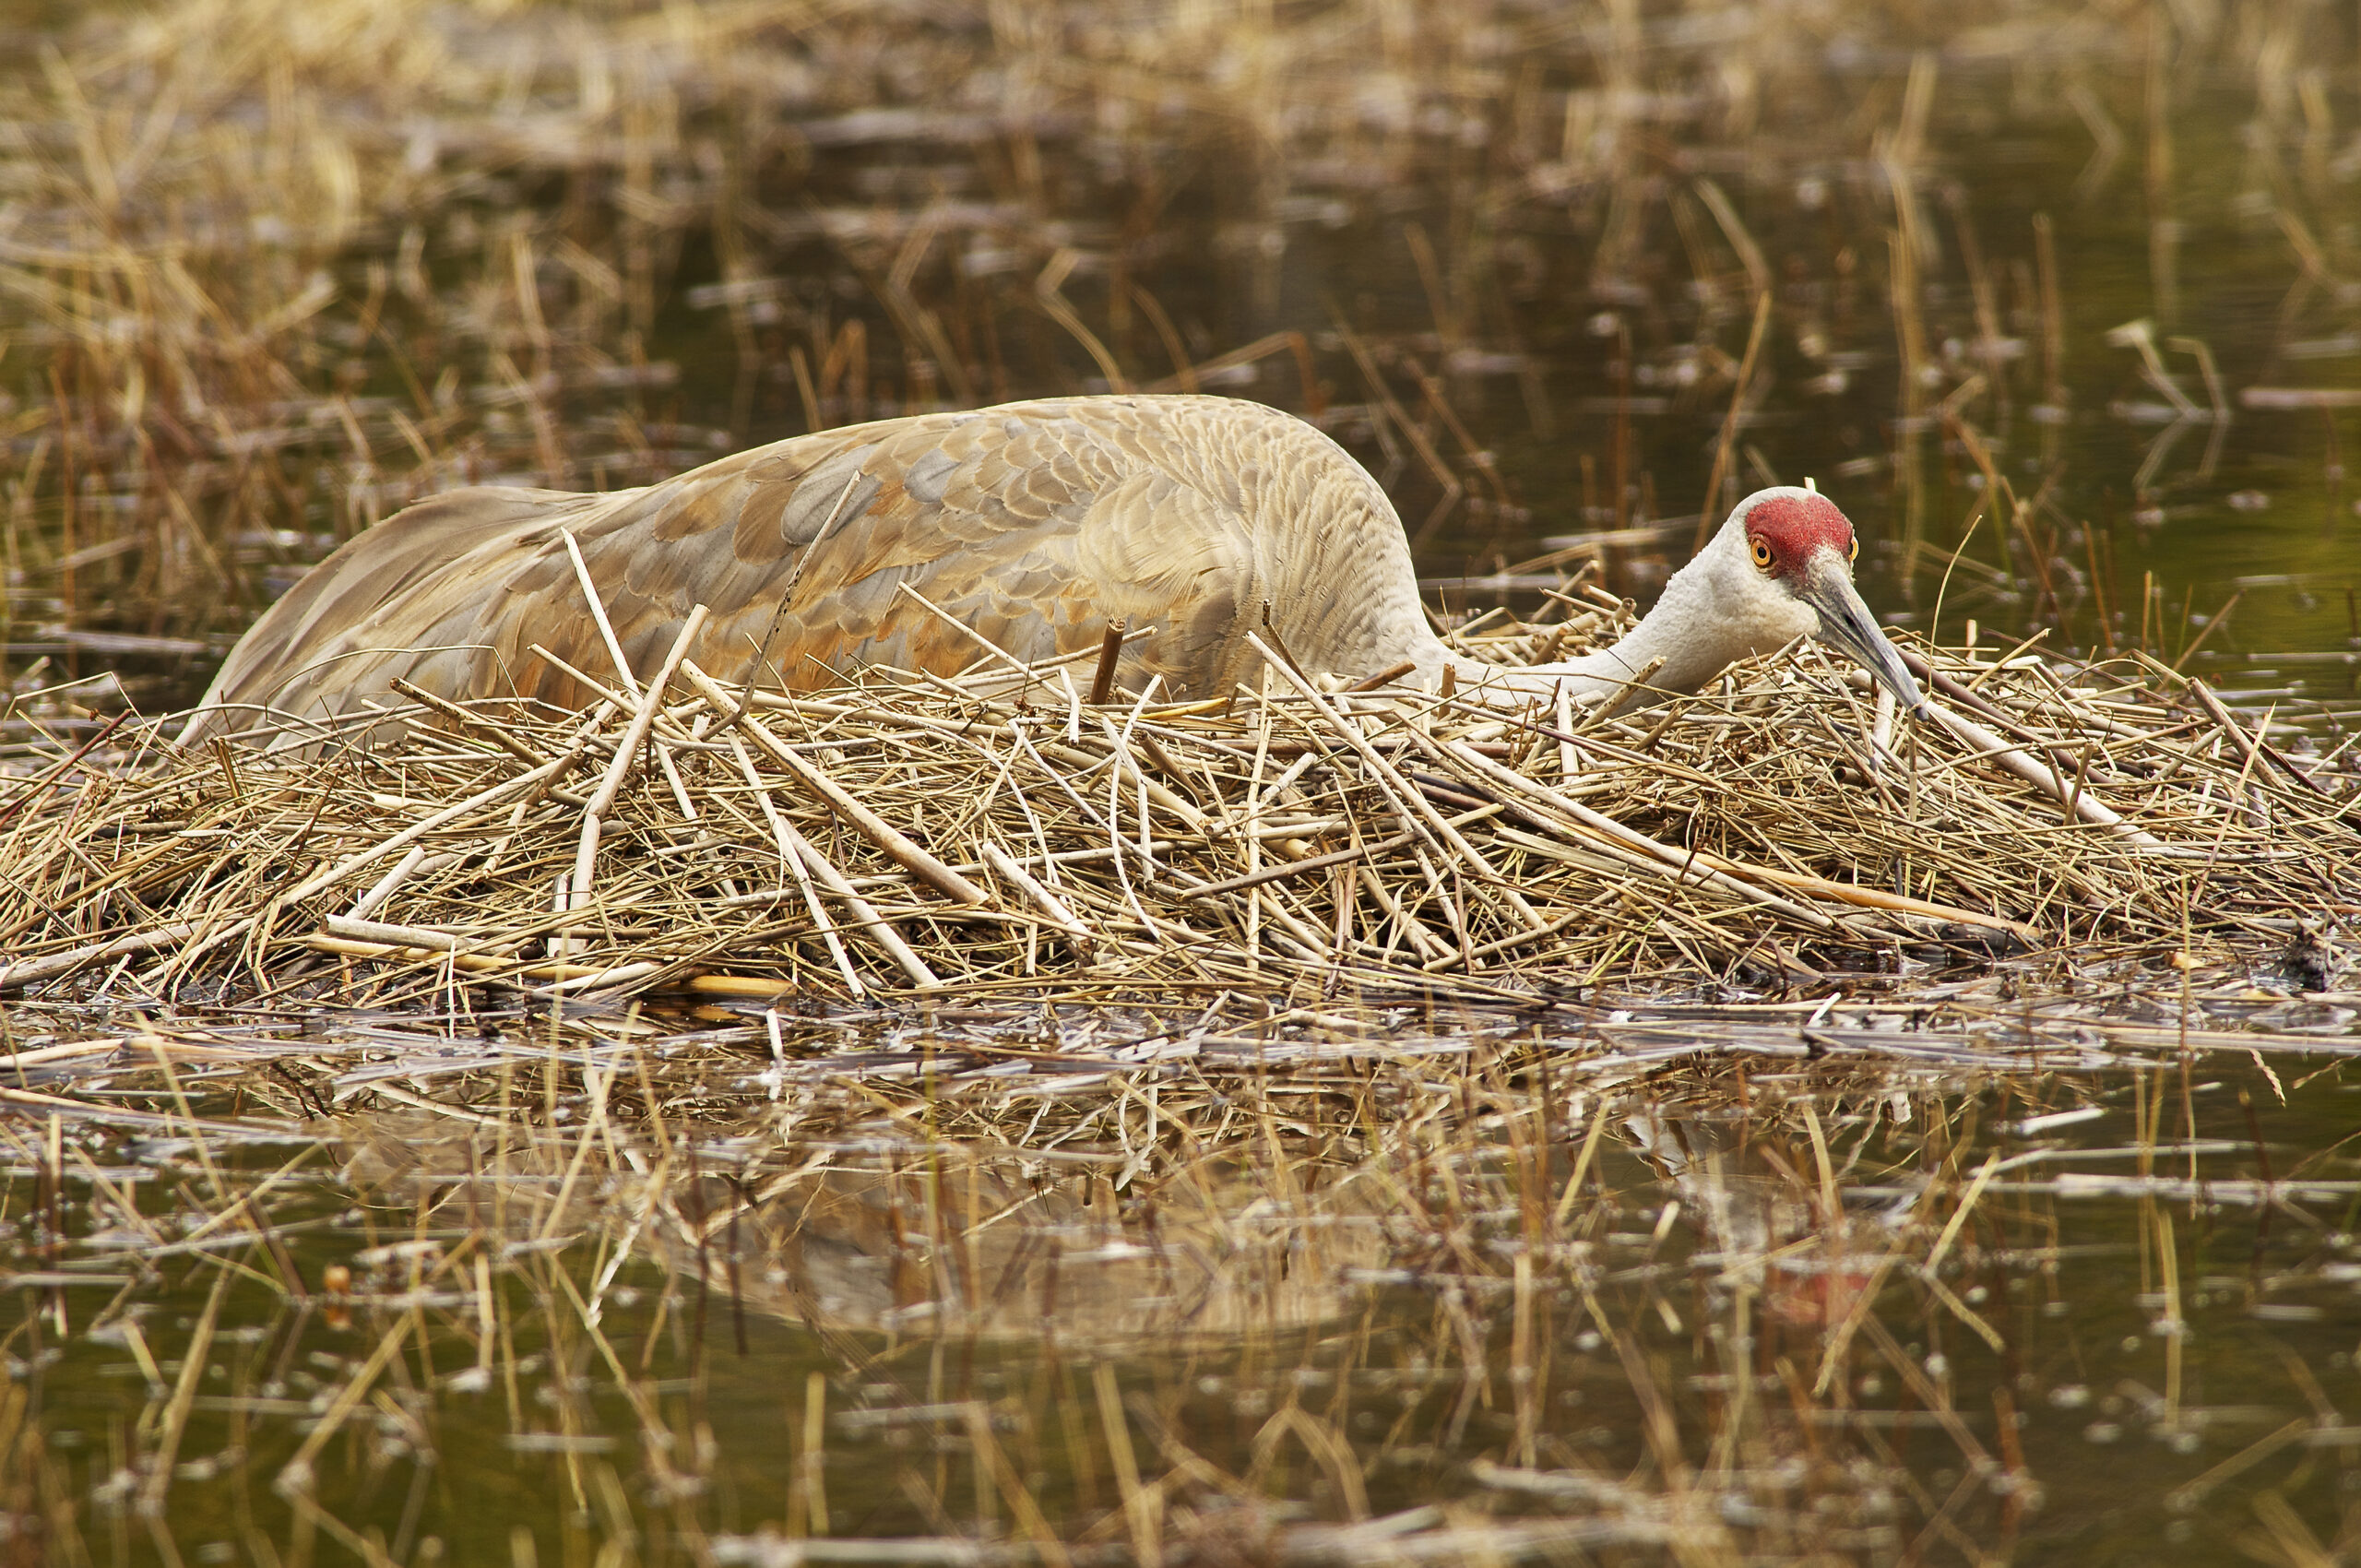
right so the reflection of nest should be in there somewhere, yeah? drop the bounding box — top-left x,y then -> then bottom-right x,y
9,632 -> 2352,1014
1621,1097 -> 1919,1329
346,1120 -> 1389,1343
666,1166 -> 1386,1341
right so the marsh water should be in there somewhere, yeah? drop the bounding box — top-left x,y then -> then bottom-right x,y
4,1047 -> 2358,1566
2,2 -> 2360,1563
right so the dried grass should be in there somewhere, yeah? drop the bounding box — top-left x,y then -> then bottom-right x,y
5,613 -> 2350,1016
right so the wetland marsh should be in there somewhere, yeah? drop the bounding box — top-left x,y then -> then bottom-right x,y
1,1 -> 2359,1562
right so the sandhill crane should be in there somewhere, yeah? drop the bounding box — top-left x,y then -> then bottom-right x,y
179,394 -> 1923,740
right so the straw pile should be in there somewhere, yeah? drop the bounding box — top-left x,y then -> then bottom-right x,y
4,615 -> 2352,1013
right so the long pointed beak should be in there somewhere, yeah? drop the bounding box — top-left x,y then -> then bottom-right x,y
1798,552 -> 1928,716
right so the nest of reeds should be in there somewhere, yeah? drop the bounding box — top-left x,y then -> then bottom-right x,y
4,618 -> 2354,1015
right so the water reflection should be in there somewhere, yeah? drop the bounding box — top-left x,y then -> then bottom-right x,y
126,1053 -> 2312,1563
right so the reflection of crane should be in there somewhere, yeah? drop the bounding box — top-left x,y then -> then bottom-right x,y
180,395 -> 1922,739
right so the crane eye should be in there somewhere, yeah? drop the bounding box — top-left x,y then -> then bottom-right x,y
1847,535 -> 1859,563
1749,538 -> 1774,571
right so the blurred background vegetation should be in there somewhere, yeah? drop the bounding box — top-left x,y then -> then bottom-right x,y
2,0 -> 2356,711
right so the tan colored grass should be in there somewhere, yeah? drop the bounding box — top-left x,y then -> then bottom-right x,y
4,613 -> 2348,1014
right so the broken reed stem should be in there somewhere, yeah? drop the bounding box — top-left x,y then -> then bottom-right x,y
0,921 -> 209,992
730,732 -> 866,998
391,679 -> 552,769
1088,619 -> 1127,706
345,846 -> 454,921
1186,831 -> 1419,900
1347,659 -> 1419,695
979,840 -> 1097,961
568,605 -> 711,945
1693,289 -> 1774,552
286,754 -> 576,906
562,529 -> 642,700
757,792 -> 943,992
2187,677 -> 2332,797
1921,702 -> 2164,849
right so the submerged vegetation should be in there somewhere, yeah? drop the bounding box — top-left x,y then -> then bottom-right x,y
0,0 -> 2358,1563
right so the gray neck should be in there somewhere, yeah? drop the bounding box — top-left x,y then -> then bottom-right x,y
1432,522 -> 1817,706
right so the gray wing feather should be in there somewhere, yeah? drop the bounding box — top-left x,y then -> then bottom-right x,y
180,396 -> 1429,742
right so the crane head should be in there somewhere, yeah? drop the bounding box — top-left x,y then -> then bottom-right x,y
1734,488 -> 1928,716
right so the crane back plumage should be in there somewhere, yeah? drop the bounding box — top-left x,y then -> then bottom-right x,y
182,394 -> 1918,742
184,396 -> 1452,738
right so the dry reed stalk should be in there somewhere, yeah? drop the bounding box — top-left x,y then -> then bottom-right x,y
979,840 -> 1098,963
564,603 -> 711,955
